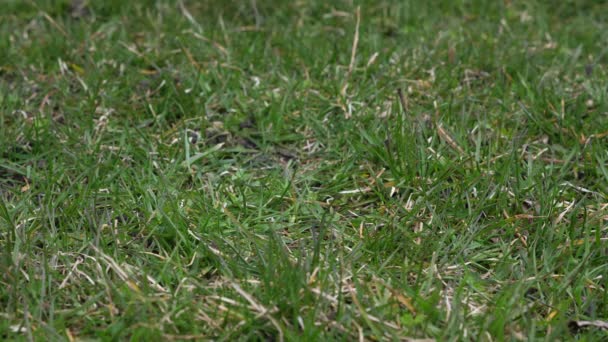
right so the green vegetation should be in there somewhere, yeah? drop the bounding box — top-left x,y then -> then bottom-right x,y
1,0 -> 607,340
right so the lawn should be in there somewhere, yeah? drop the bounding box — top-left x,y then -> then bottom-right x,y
1,0 -> 608,340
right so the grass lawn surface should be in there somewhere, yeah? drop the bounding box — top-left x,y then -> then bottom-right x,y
1,0 -> 608,340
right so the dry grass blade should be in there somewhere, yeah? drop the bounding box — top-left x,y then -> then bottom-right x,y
570,320 -> 608,330
91,245 -> 141,293
397,88 -> 408,114
42,12 -> 68,37
231,282 -> 284,342
340,6 -> 361,98
348,6 -> 361,75
437,124 -> 465,155
178,0 -> 203,32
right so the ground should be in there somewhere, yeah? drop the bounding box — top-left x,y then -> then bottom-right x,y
1,0 -> 608,340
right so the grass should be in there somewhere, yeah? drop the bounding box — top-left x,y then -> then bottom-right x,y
1,0 -> 607,340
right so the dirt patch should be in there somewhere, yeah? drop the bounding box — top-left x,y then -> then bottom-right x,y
70,0 -> 91,19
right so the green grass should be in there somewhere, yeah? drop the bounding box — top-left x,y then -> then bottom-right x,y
1,0 -> 608,340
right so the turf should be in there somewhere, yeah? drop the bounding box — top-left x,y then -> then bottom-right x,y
1,0 -> 608,340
